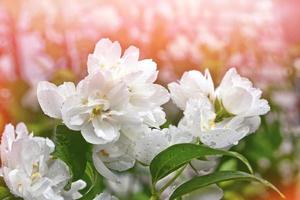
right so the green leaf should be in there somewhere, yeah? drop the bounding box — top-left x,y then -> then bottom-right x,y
150,143 -> 253,183
53,125 -> 89,181
0,186 -> 12,199
0,186 -> 21,200
80,162 -> 104,200
169,171 -> 285,200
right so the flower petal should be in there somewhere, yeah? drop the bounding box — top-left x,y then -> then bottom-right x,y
37,81 -> 64,118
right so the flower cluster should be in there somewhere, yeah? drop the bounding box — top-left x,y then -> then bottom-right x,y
1,38 -> 270,200
37,38 -> 169,182
0,123 -> 86,200
168,68 -> 270,149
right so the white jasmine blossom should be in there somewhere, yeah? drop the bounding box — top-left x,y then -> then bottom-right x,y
181,97 -> 260,148
0,123 -> 86,200
38,71 -> 142,145
87,38 -> 170,128
38,39 -> 170,145
168,68 -> 269,148
61,71 -> 141,145
215,68 -> 270,116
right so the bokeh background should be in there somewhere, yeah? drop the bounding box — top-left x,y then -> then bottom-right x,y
0,0 -> 300,199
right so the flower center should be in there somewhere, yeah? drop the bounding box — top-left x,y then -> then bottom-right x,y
30,163 -> 41,183
90,105 -> 104,121
99,149 -> 109,157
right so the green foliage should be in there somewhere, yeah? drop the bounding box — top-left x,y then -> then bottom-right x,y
150,143 -> 253,184
52,125 -> 90,181
80,162 -> 104,200
217,117 -> 287,199
169,171 -> 284,200
0,186 -> 14,200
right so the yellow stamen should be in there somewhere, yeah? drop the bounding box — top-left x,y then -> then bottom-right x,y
99,149 -> 109,157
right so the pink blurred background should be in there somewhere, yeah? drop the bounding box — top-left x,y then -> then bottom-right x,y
0,0 -> 300,199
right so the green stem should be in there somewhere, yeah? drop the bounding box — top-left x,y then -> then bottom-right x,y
158,164 -> 187,194
150,195 -> 159,200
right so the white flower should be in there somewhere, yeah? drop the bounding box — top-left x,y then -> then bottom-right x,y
168,69 -> 214,110
92,135 -> 135,182
0,123 -> 86,200
168,68 -> 269,148
87,38 -> 170,128
216,68 -> 270,116
93,192 -> 118,200
87,38 -> 157,84
181,97 -> 260,149
61,71 -> 142,145
38,71 -> 142,145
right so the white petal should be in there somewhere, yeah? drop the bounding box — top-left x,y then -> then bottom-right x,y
168,82 -> 188,110
81,123 -> 110,145
107,82 -> 129,109
200,128 -> 247,149
92,152 -> 120,182
87,54 -> 101,74
122,46 -> 139,64
244,116 -> 261,134
222,86 -> 253,115
57,82 -> 76,99
37,81 -> 64,118
46,159 -> 70,186
94,38 -> 114,57
63,180 -> 87,200
1,124 -> 16,152
77,72 -> 107,98
15,123 -> 29,139
92,119 -> 120,143
134,130 -> 169,165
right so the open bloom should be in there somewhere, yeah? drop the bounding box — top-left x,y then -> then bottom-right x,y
180,98 -> 260,148
168,68 -> 269,148
0,123 -> 86,200
38,71 -> 141,145
61,71 -> 142,144
87,38 -> 170,128
215,68 -> 270,116
38,39 -> 170,145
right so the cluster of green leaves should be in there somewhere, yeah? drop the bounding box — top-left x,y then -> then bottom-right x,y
149,143 -> 284,200
52,125 -> 104,199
